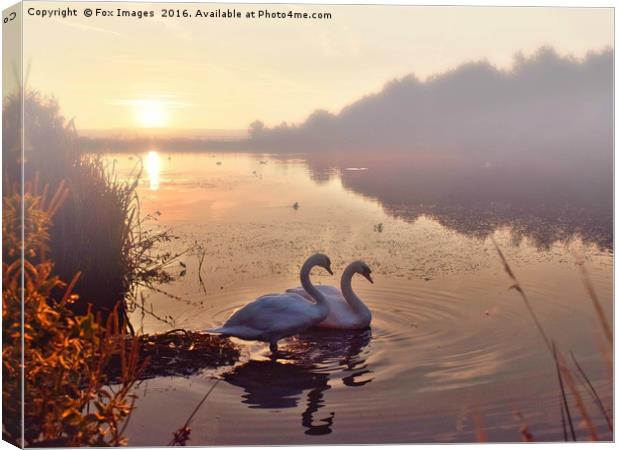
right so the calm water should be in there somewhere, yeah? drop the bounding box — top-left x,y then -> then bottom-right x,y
105,151 -> 612,444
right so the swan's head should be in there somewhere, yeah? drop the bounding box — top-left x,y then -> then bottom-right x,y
352,260 -> 373,284
310,253 -> 334,275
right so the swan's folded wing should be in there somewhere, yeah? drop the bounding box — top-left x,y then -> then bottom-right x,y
318,285 -> 342,298
257,294 -> 326,332
222,293 -> 319,332
285,286 -> 310,300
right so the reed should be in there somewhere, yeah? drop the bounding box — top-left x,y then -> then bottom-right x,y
553,342 -> 576,441
570,351 -> 612,432
491,238 -> 551,352
472,410 -> 488,443
169,380 -> 220,446
513,411 -> 535,442
492,238 -> 611,442
576,262 -> 612,344
3,88 -> 180,328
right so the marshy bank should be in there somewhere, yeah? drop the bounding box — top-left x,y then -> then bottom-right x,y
1,185 -> 240,446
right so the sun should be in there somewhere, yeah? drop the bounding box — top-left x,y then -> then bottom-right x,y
134,100 -> 168,128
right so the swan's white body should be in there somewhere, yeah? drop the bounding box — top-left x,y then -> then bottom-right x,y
287,260 -> 373,330
209,254 -> 333,352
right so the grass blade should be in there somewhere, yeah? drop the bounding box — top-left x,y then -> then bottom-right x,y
560,399 -> 568,442
169,379 -> 220,446
577,262 -> 612,345
491,238 -> 552,353
553,342 -> 576,441
555,345 -> 598,440
570,351 -> 612,433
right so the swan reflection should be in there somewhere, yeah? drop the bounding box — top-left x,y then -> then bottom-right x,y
223,329 -> 372,435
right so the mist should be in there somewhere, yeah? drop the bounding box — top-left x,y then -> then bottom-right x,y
79,46 -> 613,248
245,47 -> 613,248
249,47 -> 611,166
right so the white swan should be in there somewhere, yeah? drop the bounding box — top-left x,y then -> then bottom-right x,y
209,254 -> 334,352
287,260 -> 373,329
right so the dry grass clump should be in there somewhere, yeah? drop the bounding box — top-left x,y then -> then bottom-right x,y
109,330 -> 240,380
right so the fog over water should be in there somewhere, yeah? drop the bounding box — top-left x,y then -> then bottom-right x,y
247,49 -> 612,249
248,48 -> 611,162
86,48 -> 613,248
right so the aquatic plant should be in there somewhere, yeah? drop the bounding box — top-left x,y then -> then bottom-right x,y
122,329 -> 239,380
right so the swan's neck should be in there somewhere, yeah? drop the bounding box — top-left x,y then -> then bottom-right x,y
300,260 -> 329,317
341,265 -> 371,316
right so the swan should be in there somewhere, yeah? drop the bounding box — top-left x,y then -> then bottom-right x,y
209,254 -> 333,352
287,260 -> 373,329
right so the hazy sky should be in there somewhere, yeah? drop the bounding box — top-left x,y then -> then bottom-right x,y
20,2 -> 612,130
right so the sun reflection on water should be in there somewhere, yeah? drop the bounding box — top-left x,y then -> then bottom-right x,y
146,150 -> 160,190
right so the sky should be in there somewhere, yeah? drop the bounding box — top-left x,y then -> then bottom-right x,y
18,2 -> 613,131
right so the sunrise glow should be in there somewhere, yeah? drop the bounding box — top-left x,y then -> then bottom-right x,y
134,101 -> 168,128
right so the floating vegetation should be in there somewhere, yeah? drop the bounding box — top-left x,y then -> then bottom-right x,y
374,223 -> 384,233
109,330 -> 240,380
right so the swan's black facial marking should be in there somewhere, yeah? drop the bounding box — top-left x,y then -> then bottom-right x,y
325,256 -> 334,275
360,262 -> 374,283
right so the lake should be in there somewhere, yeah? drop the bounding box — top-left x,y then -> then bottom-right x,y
105,150 -> 612,444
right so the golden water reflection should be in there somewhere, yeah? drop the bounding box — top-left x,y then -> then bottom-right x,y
146,150 -> 160,190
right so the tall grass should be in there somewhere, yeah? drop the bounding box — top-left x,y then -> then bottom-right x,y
490,238 -> 612,442
2,88 -> 178,327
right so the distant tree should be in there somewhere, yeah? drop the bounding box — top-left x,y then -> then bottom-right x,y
248,120 -> 265,139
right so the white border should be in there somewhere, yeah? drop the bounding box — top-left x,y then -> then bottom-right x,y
0,1 -> 615,450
